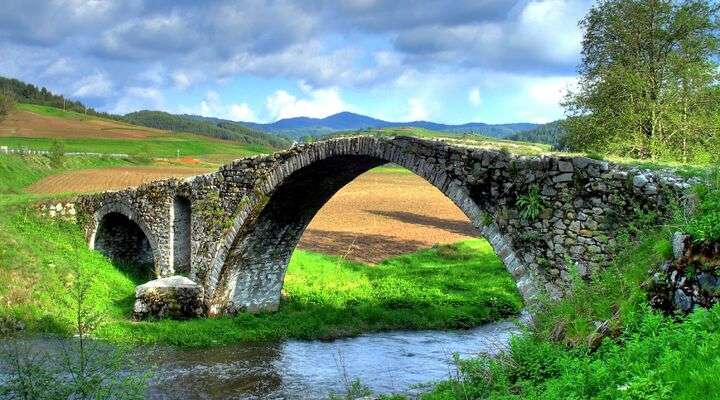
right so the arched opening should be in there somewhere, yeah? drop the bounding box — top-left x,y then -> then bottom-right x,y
173,196 -> 192,275
94,212 -> 155,279
214,150 -> 525,317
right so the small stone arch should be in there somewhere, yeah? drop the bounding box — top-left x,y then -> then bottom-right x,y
90,203 -> 160,276
208,137 -> 538,314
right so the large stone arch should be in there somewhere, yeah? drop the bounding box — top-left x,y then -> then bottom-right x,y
207,138 -> 536,314
89,202 -> 161,275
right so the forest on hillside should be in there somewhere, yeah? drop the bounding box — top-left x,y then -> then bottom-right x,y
0,77 -> 291,149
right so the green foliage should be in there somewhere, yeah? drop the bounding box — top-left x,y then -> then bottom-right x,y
685,168 -> 720,241
563,0 -> 720,163
0,76 -> 107,119
586,151 -> 605,161
516,185 -> 544,220
420,305 -> 720,400
0,90 -> 15,121
328,379 -> 373,400
0,76 -> 289,150
48,141 -> 65,167
0,261 -> 150,399
508,120 -> 567,149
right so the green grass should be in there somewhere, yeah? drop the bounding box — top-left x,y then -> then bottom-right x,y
0,153 -> 522,347
0,136 -> 270,160
15,103 -> 94,120
3,103 -> 274,160
0,209 -> 521,346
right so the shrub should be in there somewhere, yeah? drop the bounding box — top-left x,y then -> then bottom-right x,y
49,140 -> 66,167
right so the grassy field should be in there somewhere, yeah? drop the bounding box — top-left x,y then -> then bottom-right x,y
0,104 -> 273,161
0,154 -> 522,347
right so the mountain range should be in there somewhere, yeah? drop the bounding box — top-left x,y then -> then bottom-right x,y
191,111 -> 540,139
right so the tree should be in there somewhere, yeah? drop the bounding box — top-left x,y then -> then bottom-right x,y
0,91 -> 14,121
563,0 -> 720,162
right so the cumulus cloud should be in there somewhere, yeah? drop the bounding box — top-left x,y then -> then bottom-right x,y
468,87 -> 482,107
198,90 -> 258,122
404,98 -> 430,121
0,0 -> 592,122
111,86 -> 165,114
527,76 -> 578,106
73,72 -> 112,98
265,82 -> 348,120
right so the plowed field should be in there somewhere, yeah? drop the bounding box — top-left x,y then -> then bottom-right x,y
298,169 -> 479,263
27,166 -> 210,194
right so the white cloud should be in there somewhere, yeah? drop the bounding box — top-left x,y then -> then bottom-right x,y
171,72 -> 192,89
227,103 -> 256,121
44,58 -> 73,76
73,71 -> 112,98
111,86 -> 164,114
468,87 -> 481,107
528,76 -> 577,106
194,90 -> 258,122
265,83 -> 347,120
404,97 -> 429,121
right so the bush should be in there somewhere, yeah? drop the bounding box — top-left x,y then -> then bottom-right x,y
49,140 -> 66,167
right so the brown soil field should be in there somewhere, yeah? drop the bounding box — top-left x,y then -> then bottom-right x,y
298,170 -> 479,263
27,167 -> 210,194
0,110 -> 163,139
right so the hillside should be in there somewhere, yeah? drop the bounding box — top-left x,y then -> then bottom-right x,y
236,111 -> 538,139
0,103 -> 272,161
0,76 -> 290,149
124,110 -> 291,149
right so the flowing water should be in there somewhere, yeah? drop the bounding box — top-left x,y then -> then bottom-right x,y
0,319 -> 519,399
147,320 -> 518,399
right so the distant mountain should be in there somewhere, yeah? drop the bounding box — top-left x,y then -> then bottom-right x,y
508,120 -> 567,149
233,111 -> 539,139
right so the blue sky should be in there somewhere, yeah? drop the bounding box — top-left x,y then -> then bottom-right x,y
0,0 -> 592,124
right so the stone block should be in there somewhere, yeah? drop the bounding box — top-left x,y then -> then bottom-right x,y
133,276 -> 206,320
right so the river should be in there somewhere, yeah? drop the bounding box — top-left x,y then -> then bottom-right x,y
147,319 -> 519,399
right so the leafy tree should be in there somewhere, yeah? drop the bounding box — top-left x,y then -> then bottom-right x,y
0,91 -> 14,121
563,0 -> 720,162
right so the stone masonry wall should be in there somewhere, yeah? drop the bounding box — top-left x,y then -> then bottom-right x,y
75,136 -> 692,315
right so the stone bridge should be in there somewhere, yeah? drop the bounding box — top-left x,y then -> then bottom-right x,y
75,136 -> 690,315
